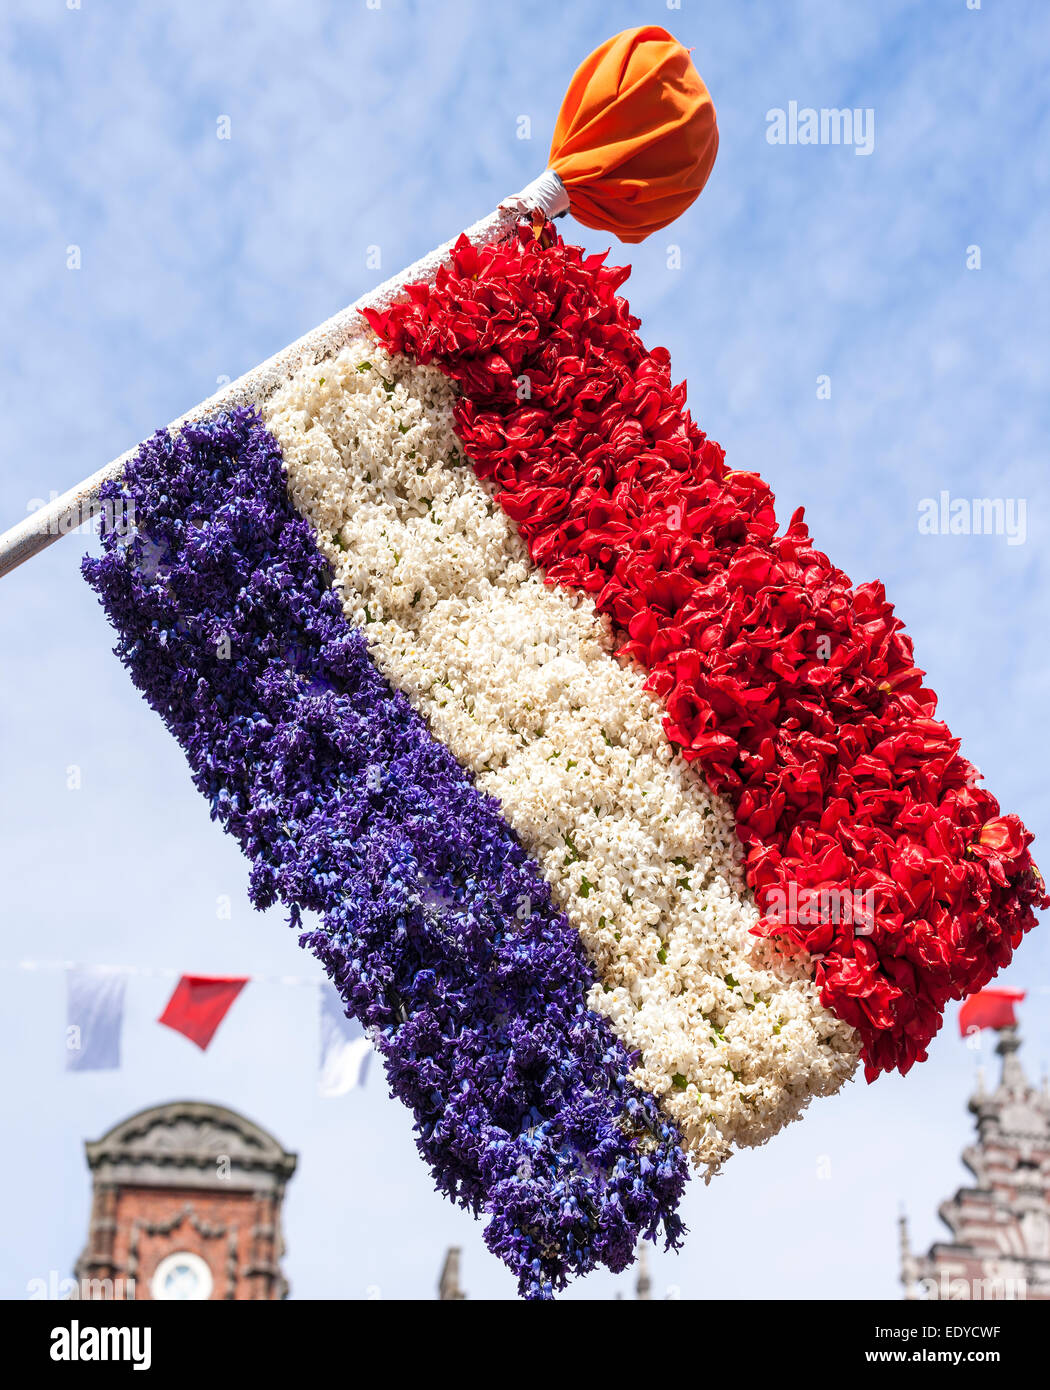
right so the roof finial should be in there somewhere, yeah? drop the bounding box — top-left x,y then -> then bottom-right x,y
898,1208 -> 917,1299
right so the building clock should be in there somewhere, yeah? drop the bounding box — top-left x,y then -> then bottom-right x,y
150,1251 -> 214,1301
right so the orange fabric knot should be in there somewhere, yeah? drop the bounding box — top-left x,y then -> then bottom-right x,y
549,25 -> 718,244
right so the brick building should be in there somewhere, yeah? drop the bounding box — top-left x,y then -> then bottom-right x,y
74,1100 -> 297,1300
900,1023 -> 1050,1300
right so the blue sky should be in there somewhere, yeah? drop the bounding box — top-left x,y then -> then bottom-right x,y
1,0 -> 1048,1301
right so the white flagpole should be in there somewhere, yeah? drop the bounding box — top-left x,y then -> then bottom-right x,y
0,174 -> 568,582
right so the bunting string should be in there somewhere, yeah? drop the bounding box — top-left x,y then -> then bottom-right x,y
2,959 -> 373,1092
0,959 -> 323,985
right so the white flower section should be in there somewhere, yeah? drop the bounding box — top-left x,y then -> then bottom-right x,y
264,336 -> 860,1171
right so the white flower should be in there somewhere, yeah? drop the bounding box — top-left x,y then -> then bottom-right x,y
264,335 -> 860,1173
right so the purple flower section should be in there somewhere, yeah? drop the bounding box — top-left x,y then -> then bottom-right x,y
81,407 -> 687,1298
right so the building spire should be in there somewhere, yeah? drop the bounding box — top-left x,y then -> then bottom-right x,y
635,1239 -> 651,1300
907,1021 -> 1050,1300
996,1022 -> 1029,1094
438,1246 -> 466,1300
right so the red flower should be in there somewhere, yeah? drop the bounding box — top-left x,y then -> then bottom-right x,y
367,219 -> 1048,1080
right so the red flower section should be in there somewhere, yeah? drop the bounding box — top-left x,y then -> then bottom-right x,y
364,223 -> 1047,1081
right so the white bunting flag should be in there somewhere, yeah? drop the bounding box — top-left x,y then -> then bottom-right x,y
318,986 -> 371,1097
65,966 -> 128,1071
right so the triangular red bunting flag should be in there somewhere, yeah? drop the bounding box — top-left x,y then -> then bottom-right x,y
158,974 -> 249,1050
958,987 -> 1026,1037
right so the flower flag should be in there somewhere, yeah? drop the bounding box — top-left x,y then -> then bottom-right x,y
65,966 -> 128,1071
157,974 -> 249,1051
959,988 -> 1026,1037
66,29 -> 1044,1298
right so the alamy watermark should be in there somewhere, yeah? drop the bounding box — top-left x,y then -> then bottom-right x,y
917,491 -> 1026,545
910,1270 -> 1027,1301
28,1270 -> 136,1300
764,883 -> 876,934
26,491 -> 135,538
50,1320 -> 151,1371
766,102 -> 875,156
